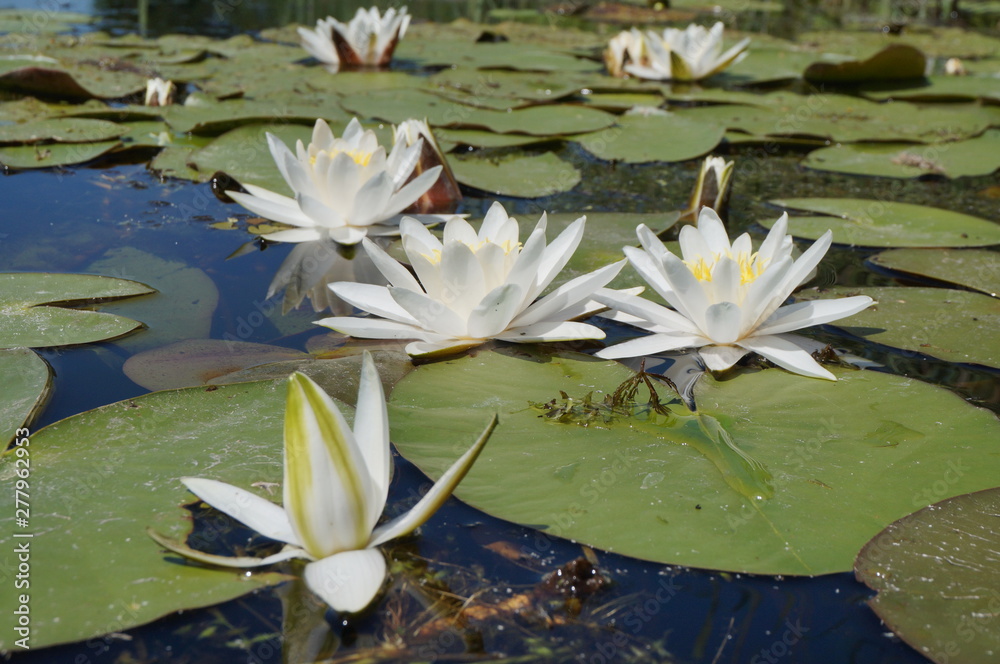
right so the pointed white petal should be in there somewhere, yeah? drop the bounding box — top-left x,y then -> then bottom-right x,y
703,301 -> 742,344
739,334 -> 836,380
390,286 -> 468,338
593,291 -> 701,335
383,166 -> 442,218
148,530 -> 311,568
695,207 -> 732,255
514,260 -> 625,328
622,245 -> 676,303
263,228 -> 325,244
595,332 -> 708,359
329,281 -> 416,323
328,226 -> 369,245
370,415 -> 498,546
699,344 -> 749,371
495,320 -> 605,343
536,216 -> 585,289
467,283 -> 524,338
303,549 -> 387,613
354,351 -> 391,531
755,296 -> 873,337
181,477 -> 299,546
316,315 -> 430,341
405,338 -> 483,357
227,190 -> 315,228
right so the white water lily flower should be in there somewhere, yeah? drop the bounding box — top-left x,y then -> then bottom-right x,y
595,208 -> 873,380
227,118 -> 459,246
317,202 -> 628,357
144,77 -> 176,106
297,7 -> 410,69
614,22 -> 749,82
604,28 -> 650,78
149,352 -> 497,613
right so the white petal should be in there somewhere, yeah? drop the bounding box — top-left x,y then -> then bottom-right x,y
739,334 -> 836,380
180,477 -> 299,546
262,228 -> 325,243
382,166 -> 442,217
328,226 -> 369,245
148,530 -> 311,568
303,549 -> 387,613
755,296 -> 873,337
536,216 -> 585,289
390,287 -> 468,337
370,414 -> 497,546
595,332 -> 708,359
443,217 -> 479,246
699,344 -> 749,371
756,212 -> 789,264
227,190 -> 315,228
622,245 -> 675,303
405,338 -> 483,357
514,260 -> 625,328
694,207 -> 732,255
316,315 -> 431,341
354,351 -> 390,529
592,290 -> 701,335
495,320 -> 605,343
361,238 -> 423,291
467,283 -> 524,338
329,282 -> 416,323
703,301 -> 742,344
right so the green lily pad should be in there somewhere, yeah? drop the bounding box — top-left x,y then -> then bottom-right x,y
804,44 -> 927,83
87,248 -> 219,351
796,27 -> 1000,60
340,88 -> 616,136
867,249 -> 1000,297
149,145 -> 201,181
0,59 -> 149,99
0,273 -> 153,348
395,39 -> 600,72
388,349 -> 1000,575
765,198 -> 1000,248
859,75 -> 1000,103
434,128 -> 557,149
795,286 -> 1000,369
0,347 -> 50,447
855,487 -> 1000,664
451,151 -> 580,198
0,117 -> 127,144
123,339 -> 310,391
424,68 -> 583,106
575,113 -> 725,164
0,379 -> 298,651
802,131 -> 1000,179
186,123 -> 314,193
0,139 -> 121,169
162,98 -> 350,135
0,9 -> 94,34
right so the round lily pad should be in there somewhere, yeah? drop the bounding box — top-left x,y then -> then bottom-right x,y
867,249 -> 1000,297
388,349 -> 1000,576
794,286 -> 1000,368
575,114 -> 725,164
451,151 -> 581,198
0,347 -> 50,447
0,273 -> 153,349
856,487 -> 1000,664
0,380 -> 296,651
802,131 -> 1000,179
765,198 -> 1000,248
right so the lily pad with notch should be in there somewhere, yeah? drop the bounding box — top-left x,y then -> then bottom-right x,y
866,248 -> 1000,297
388,349 -> 1000,576
765,198 -> 1000,248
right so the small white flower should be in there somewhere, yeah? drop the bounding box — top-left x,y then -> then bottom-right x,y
609,22 -> 749,82
297,6 -> 410,69
149,352 -> 497,613
595,208 -> 872,380
317,202 -> 628,357
686,156 -> 734,219
226,118 -> 459,246
144,77 -> 176,106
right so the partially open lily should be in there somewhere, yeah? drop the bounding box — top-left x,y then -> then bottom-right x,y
144,77 -> 176,106
595,208 -> 873,380
297,6 -> 410,69
393,119 -> 462,214
317,202 -> 628,357
604,28 -> 650,78
682,156 -> 734,223
148,352 -> 497,613
609,22 -> 749,82
226,118 -> 460,246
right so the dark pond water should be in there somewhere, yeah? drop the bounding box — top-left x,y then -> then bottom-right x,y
2,0 -> 999,662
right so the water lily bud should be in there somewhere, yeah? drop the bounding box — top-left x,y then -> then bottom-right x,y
604,29 -> 648,78
144,78 -> 176,106
394,119 -> 463,214
685,156 -> 734,222
944,57 -> 966,76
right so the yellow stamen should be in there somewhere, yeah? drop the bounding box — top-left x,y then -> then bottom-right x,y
311,148 -> 373,167
684,251 -> 769,285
